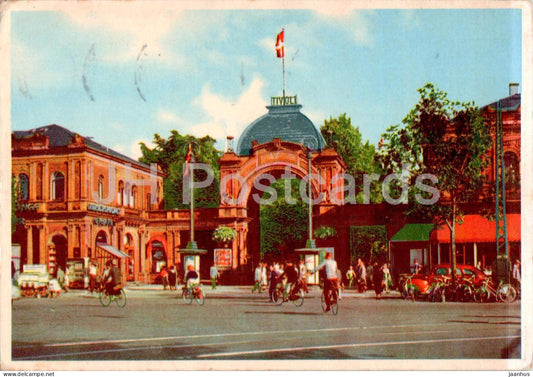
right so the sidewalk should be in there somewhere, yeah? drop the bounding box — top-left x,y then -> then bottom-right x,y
124,283 -> 400,299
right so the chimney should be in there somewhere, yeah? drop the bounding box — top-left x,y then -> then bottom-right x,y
509,83 -> 519,96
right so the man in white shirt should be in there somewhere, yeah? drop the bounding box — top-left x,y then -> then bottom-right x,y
312,252 -> 338,312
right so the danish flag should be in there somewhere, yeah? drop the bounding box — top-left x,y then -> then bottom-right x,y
275,29 -> 284,58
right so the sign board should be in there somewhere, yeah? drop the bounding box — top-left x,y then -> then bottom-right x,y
214,248 -> 232,269
184,255 -> 199,274
22,264 -> 47,274
12,244 -> 21,272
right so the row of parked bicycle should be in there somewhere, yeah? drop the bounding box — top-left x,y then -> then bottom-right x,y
398,272 -> 519,303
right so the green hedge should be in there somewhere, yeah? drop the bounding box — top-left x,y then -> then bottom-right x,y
349,225 -> 387,264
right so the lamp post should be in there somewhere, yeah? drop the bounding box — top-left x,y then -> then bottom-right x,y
181,152 -> 206,274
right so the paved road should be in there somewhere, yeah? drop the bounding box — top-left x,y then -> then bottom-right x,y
11,286 -> 521,361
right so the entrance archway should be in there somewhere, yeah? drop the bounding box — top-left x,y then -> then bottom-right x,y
96,230 -> 108,244
147,237 -> 168,274
51,234 -> 68,271
218,140 -> 345,281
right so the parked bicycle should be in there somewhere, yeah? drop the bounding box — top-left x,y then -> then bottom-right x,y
473,278 -> 517,303
182,285 -> 205,305
99,287 -> 126,307
272,283 -> 304,307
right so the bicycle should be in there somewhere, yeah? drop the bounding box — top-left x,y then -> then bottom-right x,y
182,285 -> 205,305
401,274 -> 420,301
427,276 -> 450,302
272,282 -> 304,307
320,284 -> 339,315
473,278 -> 517,303
99,286 -> 127,307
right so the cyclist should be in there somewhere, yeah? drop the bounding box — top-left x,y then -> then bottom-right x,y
185,264 -> 200,288
311,252 -> 338,312
104,259 -> 122,296
279,260 -> 299,298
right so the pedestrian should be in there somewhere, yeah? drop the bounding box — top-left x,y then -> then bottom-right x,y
382,262 -> 392,293
57,266 -> 67,292
251,263 -> 262,293
346,266 -> 356,288
210,263 -> 220,290
412,259 -> 422,274
64,266 -> 70,292
373,262 -> 384,299
160,266 -> 169,290
261,262 -> 268,290
336,267 -> 344,300
88,262 -> 98,294
298,259 -> 309,293
356,258 -> 367,292
366,261 -> 374,290
168,265 -> 177,290
268,264 -> 281,302
512,259 -> 521,284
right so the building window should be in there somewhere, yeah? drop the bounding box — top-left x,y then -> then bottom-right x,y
124,183 -> 130,207
118,181 -> 124,206
18,174 -> 29,201
98,175 -> 104,201
146,193 -> 151,211
51,171 -> 65,201
504,152 -> 520,189
131,185 -> 137,208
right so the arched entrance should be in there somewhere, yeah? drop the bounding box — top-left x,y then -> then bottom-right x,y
96,230 -> 108,244
218,139 -> 345,281
51,234 -> 68,272
146,237 -> 168,276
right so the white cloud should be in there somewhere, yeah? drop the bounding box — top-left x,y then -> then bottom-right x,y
129,139 -> 155,160
63,7 -> 184,63
187,77 -> 267,146
156,110 -> 185,126
312,9 -> 375,46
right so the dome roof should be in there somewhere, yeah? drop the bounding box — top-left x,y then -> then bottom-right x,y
236,103 -> 325,156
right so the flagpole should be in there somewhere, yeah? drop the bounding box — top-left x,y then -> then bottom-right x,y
282,28 -> 286,99
282,53 -> 286,99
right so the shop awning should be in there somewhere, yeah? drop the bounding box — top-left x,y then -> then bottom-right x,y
430,214 -> 521,243
96,243 -> 130,258
390,224 -> 435,242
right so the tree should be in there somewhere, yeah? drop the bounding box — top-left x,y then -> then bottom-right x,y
260,179 -> 308,260
139,131 -> 221,209
320,114 -> 381,203
377,83 -> 492,283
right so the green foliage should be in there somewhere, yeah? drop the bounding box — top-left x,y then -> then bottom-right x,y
376,83 -> 492,278
320,114 -> 382,203
212,226 -> 237,242
260,179 -> 308,258
349,225 -> 387,263
139,131 -> 222,209
313,226 -> 337,240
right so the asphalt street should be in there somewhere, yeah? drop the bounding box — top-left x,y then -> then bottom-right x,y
11,285 -> 521,362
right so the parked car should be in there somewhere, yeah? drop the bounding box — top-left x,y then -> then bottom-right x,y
398,263 -> 487,298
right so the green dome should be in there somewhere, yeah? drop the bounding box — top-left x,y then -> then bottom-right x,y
236,103 -> 325,156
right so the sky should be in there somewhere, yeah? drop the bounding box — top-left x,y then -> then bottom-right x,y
10,4 -> 523,160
